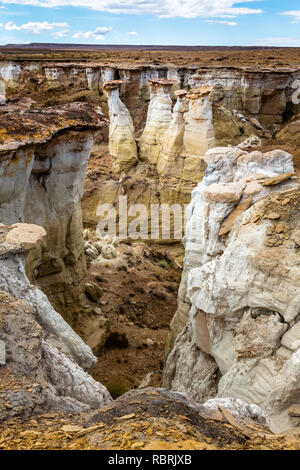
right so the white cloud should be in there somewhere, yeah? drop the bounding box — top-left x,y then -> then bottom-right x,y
72,26 -> 112,41
127,31 -> 138,35
5,20 -> 69,34
255,37 -> 300,47
0,1 -> 263,19
205,20 -> 237,26
280,11 -> 300,23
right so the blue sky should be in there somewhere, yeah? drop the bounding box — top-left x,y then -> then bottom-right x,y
0,0 -> 299,46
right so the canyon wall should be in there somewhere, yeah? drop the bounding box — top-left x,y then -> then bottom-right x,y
0,222 -> 112,421
1,59 -> 300,431
163,146 -> 300,431
0,102 -> 107,323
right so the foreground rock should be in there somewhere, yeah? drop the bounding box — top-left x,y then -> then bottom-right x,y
164,146 -> 300,432
0,223 -> 112,422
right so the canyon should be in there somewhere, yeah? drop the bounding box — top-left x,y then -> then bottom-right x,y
0,47 -> 300,449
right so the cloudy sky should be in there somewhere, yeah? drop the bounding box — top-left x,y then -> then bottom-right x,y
0,0 -> 299,46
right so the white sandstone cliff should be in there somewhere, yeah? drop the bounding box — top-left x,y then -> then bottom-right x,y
0,102 -> 108,321
139,78 -> 178,166
164,146 -> 300,431
103,79 -> 138,175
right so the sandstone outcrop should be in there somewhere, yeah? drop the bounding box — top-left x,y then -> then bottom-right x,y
98,79 -> 263,243
190,67 -> 300,127
156,86 -> 217,183
103,80 -> 138,175
164,146 -> 300,431
0,223 -> 112,422
0,102 -> 107,323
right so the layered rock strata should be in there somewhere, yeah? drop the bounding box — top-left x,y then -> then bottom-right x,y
164,146 -> 300,431
0,102 -> 107,323
96,79 -> 262,242
156,86 -> 220,183
0,223 -> 111,422
103,79 -> 138,175
156,89 -> 188,178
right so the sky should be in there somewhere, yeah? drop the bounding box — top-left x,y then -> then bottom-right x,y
0,0 -> 299,47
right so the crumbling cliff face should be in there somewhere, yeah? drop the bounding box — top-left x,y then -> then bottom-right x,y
0,103 -> 107,324
0,223 -> 111,422
163,146 -> 300,431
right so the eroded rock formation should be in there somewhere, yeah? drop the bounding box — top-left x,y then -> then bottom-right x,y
139,78 -> 178,166
95,79 -> 264,242
156,89 -> 188,178
103,80 -> 138,175
0,102 -> 107,323
0,223 -> 111,421
164,146 -> 300,431
1,61 -> 299,120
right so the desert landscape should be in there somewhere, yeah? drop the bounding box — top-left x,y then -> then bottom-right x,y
0,41 -> 300,451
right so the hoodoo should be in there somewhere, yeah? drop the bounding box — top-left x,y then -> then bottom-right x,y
103,79 -> 138,175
